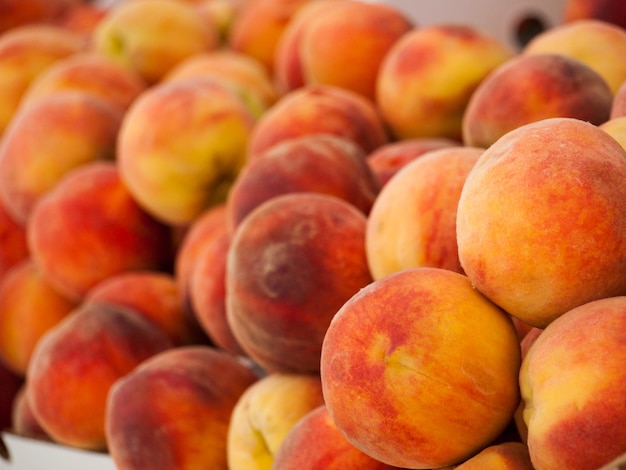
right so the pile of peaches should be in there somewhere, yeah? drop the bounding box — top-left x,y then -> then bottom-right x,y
0,0 -> 626,469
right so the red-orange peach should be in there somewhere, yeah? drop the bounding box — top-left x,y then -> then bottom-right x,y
365,137 -> 460,186
226,134 -> 380,233
456,117 -> 626,328
563,0 -> 626,29
523,19 -> 626,94
272,405 -> 402,469
376,24 -> 514,140
19,51 -> 146,113
246,85 -> 389,159
0,259 -> 77,377
0,24 -> 84,137
226,192 -> 373,374
0,0 -> 82,34
462,53 -> 613,148
106,345 -> 259,470
26,302 -> 173,450
366,146 -> 483,280
28,161 -> 174,302
520,296 -> 626,469
320,267 -> 521,469
0,198 -> 29,281
84,270 -> 208,347
0,91 -> 123,224
294,0 -> 412,101
453,442 -> 534,469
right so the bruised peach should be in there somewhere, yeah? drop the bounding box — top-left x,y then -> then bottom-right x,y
226,192 -> 373,374
26,302 -> 173,450
320,267 -> 521,469
456,118 -> 626,328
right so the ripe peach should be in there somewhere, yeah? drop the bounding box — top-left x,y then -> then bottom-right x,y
188,227 -> 246,355
366,146 -> 483,280
226,134 -> 380,233
0,259 -> 77,377
520,296 -> 626,469
610,79 -> 626,118
227,372 -> 325,469
0,198 -> 29,281
320,267 -> 521,469
454,442 -> 533,469
106,345 -> 259,470
92,0 -> 220,84
246,85 -> 389,159
227,0 -> 312,74
28,161 -> 174,302
272,405 -> 401,469
456,117 -> 626,328
11,385 -> 50,441
0,24 -> 84,137
376,24 -> 514,140
600,116 -> 626,151
0,91 -> 123,224
563,0 -> 626,29
226,192 -> 373,374
164,49 -> 278,118
84,270 -> 208,347
20,52 -> 146,113
365,137 -> 460,186
0,0 -> 81,34
117,78 -> 256,226
462,53 -> 613,148
523,19 -> 626,94
26,302 -> 173,450
294,0 -> 412,101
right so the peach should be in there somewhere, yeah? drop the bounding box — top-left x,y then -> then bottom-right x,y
188,227 -> 246,355
117,78 -> 256,226
246,85 -> 389,159
456,118 -> 626,328
193,0 -> 251,44
26,302 -> 173,450
11,385 -> 50,441
462,53 -> 613,148
0,360 -> 23,432
55,2 -> 108,38
454,442 -> 533,469
610,79 -> 626,118
320,267 -> 521,469
366,146 -> 483,280
600,116 -> 626,151
28,161 -> 174,302
226,134 -> 381,233
174,203 -> 228,314
92,0 -> 220,84
106,345 -> 259,470
376,24 -> 514,141
272,405 -> 401,469
84,270 -> 209,347
227,372 -> 325,469
520,296 -> 626,469
0,24 -> 84,137
292,0 -> 412,101
226,192 -> 373,374
0,91 -> 124,224
563,0 -> 626,29
20,51 -> 146,113
0,259 -> 77,377
164,49 -> 278,118
226,0 -> 312,74
365,137 -> 460,186
523,19 -> 626,94
0,198 -> 29,281
272,0 -> 337,94
0,0 -> 81,34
